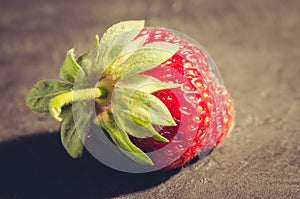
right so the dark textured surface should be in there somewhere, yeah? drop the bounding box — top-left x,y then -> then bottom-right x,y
0,0 -> 299,198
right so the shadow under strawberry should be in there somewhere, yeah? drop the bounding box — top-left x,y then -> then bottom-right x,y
0,132 -> 180,199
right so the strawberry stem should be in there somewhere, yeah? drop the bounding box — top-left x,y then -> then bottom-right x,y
49,87 -> 106,122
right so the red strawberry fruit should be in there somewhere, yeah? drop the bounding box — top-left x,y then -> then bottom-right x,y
128,28 -> 234,170
25,20 -> 234,172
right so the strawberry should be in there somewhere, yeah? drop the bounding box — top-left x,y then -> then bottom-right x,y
128,28 -> 234,170
25,20 -> 234,172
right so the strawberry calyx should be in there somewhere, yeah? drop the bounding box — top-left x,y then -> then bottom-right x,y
25,20 -> 181,165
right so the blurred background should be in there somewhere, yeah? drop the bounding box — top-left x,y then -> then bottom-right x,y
0,0 -> 299,198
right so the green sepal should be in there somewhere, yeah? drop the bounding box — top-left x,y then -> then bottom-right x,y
116,74 -> 181,94
81,20 -> 144,80
100,20 -> 145,44
81,28 -> 143,80
60,107 -> 85,158
97,110 -> 154,166
76,53 -> 87,66
115,113 -> 169,142
112,88 -> 177,127
109,44 -> 179,80
94,35 -> 100,47
143,41 -> 180,52
59,48 -> 84,83
25,80 -> 73,114
120,34 -> 148,55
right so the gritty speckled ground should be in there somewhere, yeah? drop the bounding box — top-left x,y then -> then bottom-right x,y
0,0 -> 299,198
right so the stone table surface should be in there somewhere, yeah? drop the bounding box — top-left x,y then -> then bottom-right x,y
0,0 -> 299,198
